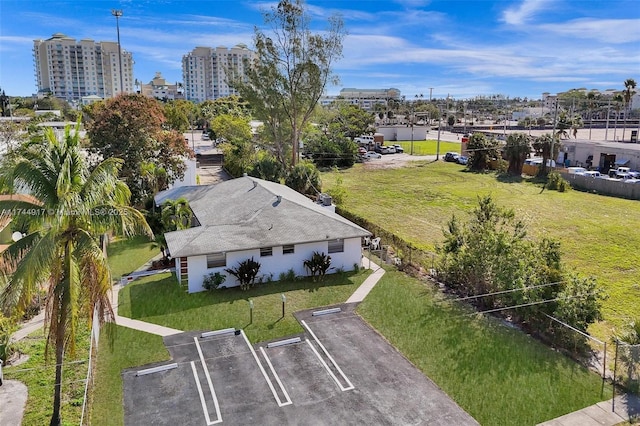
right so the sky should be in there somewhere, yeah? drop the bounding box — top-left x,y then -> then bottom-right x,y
0,0 -> 639,101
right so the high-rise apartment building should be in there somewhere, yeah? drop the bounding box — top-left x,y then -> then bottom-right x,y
182,44 -> 255,102
33,33 -> 134,102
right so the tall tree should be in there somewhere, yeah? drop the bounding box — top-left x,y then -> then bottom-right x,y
231,0 -> 345,168
0,123 -> 151,425
622,78 -> 637,142
504,132 -> 531,176
86,94 -> 191,205
532,133 -> 560,177
466,132 -> 499,171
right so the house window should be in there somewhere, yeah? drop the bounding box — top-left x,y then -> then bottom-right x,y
283,244 -> 295,255
206,252 -> 226,268
328,239 -> 344,254
260,247 -> 273,257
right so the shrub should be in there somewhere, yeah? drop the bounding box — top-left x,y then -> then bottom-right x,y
547,171 -> 570,192
225,257 -> 261,290
202,272 -> 226,291
278,269 -> 296,282
0,313 -> 17,363
303,252 -> 332,281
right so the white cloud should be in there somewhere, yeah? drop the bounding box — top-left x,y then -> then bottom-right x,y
501,0 -> 553,25
539,18 -> 640,44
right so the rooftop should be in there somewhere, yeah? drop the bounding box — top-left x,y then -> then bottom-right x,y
159,177 -> 370,258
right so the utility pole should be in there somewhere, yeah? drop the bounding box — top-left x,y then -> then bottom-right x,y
111,9 -> 124,95
429,87 -> 433,102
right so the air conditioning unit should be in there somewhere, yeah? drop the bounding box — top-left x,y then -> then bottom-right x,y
318,193 -> 332,206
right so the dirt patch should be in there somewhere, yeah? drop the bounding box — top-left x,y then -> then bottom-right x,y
363,153 -> 436,170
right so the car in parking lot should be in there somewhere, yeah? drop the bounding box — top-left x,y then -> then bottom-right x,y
393,144 -> 404,153
457,155 -> 468,165
364,151 -> 382,159
444,152 -> 459,162
383,145 -> 396,154
358,147 -> 367,155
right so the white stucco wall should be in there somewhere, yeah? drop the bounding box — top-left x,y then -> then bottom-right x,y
185,237 -> 363,293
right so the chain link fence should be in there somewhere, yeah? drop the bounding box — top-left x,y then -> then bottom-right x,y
614,340 -> 640,395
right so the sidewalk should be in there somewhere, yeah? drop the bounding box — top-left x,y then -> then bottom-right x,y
346,258 -> 384,303
537,393 -> 640,425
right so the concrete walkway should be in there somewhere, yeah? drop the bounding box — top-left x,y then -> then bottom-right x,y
537,393 -> 640,425
346,258 -> 385,303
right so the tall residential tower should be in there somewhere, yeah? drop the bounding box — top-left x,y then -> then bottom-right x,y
33,33 -> 134,102
182,45 -> 254,102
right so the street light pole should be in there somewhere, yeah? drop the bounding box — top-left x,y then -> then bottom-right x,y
436,104 -> 444,160
111,9 -> 124,95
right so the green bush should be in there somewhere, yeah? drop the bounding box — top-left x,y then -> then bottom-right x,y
0,313 -> 17,363
202,272 -> 226,291
547,171 -> 570,192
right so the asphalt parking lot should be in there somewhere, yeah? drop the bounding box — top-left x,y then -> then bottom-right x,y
123,304 -> 478,425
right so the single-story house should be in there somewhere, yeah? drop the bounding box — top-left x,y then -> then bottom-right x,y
156,176 -> 371,293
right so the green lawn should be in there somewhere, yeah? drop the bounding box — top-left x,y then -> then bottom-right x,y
322,160 -> 640,341
117,269 -> 370,343
394,139 -> 462,156
358,268 -> 611,425
4,328 -> 91,426
107,235 -> 159,279
89,324 -> 169,426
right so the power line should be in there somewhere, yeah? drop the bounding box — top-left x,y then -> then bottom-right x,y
442,280 -> 564,304
468,293 -> 593,316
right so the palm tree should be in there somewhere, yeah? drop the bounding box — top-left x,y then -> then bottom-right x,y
0,123 -> 151,425
504,132 -> 531,176
622,78 -> 637,142
160,197 -> 192,231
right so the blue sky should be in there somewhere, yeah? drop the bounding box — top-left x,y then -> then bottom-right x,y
1,0 -> 639,100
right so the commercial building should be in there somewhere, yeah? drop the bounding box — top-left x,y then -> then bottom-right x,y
33,33 -> 133,102
321,88 -> 401,111
182,45 -> 255,103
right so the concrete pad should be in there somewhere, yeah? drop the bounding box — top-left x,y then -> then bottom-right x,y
0,380 -> 28,426
582,404 -> 625,424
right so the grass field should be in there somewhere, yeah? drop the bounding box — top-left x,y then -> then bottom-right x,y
358,268 -> 611,425
4,328 -> 90,426
107,235 -> 159,279
116,269 -> 369,343
322,160 -> 640,341
394,139 -> 462,156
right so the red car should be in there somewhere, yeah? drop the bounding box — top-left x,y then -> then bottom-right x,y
358,147 -> 367,155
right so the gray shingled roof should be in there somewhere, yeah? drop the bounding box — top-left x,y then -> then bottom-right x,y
161,177 -> 370,258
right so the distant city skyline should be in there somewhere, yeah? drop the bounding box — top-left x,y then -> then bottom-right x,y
0,0 -> 638,100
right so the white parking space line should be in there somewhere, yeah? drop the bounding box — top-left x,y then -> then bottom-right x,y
259,347 -> 292,406
239,330 -> 291,407
301,320 -> 354,391
194,337 -> 222,424
190,361 -> 221,425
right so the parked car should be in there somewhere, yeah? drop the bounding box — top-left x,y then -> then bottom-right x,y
577,171 -> 601,178
393,144 -> 404,153
385,146 -> 397,154
444,152 -> 459,162
374,145 -> 383,154
457,155 -> 468,165
358,147 -> 367,155
364,151 -> 382,159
